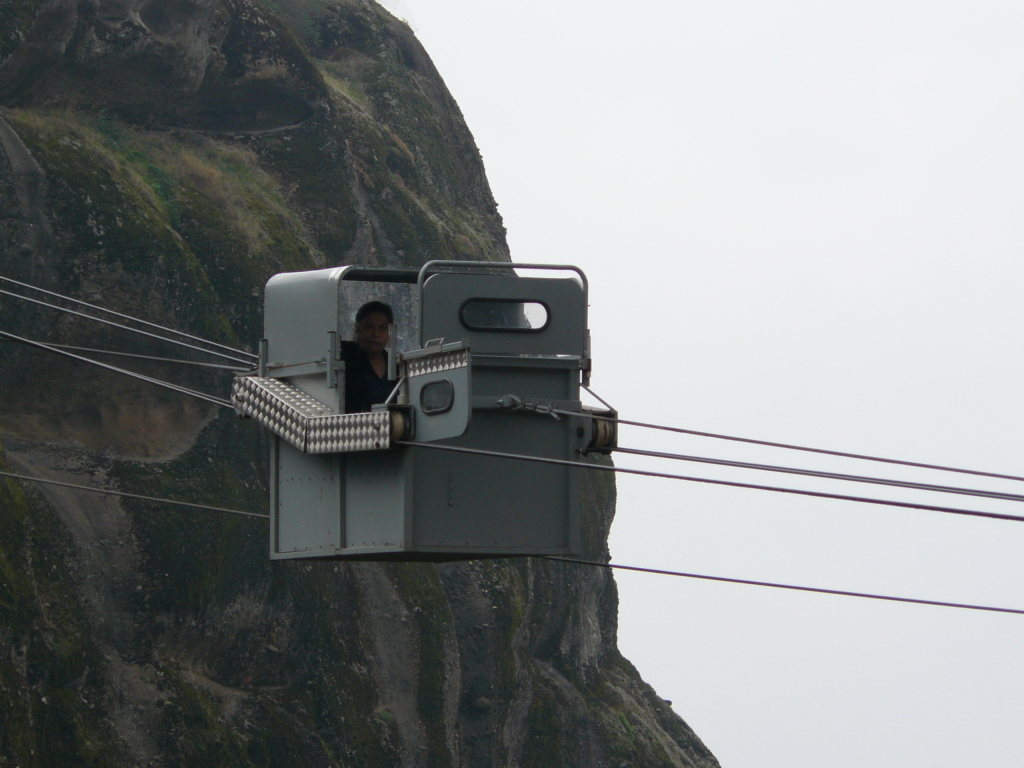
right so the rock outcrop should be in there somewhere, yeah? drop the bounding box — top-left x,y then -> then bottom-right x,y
0,2 -> 721,765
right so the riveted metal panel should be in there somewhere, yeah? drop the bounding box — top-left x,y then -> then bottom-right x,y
410,412 -> 578,554
271,438 -> 344,558
411,359 -> 581,555
345,450 -> 409,549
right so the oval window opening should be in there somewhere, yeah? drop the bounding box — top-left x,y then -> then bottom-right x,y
460,300 -> 549,331
420,379 -> 455,415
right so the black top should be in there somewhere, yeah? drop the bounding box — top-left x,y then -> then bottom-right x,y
340,340 -> 397,413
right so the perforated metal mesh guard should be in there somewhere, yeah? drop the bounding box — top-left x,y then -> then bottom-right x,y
405,348 -> 469,378
232,376 -> 390,453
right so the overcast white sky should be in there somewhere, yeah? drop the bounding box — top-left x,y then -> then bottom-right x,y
407,3 -> 1024,766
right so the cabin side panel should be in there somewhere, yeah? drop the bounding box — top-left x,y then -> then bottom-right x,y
344,449 -> 410,549
271,438 -> 345,558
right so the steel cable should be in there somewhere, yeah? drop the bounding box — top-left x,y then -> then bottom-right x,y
469,399 -> 1024,503
602,413 -> 1024,483
614,446 -> 1024,504
0,330 -> 233,409
0,275 -> 257,360
6,469 -> 1021,616
6,471 -> 1020,616
545,557 -> 1024,616
0,471 -> 267,519
0,288 -> 254,366
45,343 -> 251,371
393,441 -> 1024,524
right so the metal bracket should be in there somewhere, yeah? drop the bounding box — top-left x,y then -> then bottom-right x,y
583,330 -> 592,386
327,331 -> 339,388
233,375 -> 391,453
382,376 -> 406,406
258,339 -> 268,377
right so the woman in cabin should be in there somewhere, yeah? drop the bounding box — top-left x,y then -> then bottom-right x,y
341,301 -> 398,413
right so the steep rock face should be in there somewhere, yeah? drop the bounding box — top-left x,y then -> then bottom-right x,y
0,0 -> 323,130
0,2 -> 721,766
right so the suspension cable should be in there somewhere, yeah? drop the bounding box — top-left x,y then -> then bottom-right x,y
0,275 -> 257,361
551,406 -> 1024,484
0,288 -> 254,366
614,446 -> 1024,504
545,557 -> 1024,616
0,330 -> 233,409
44,343 -> 251,371
0,470 -> 267,519
393,441 -> 1024,523
6,470 -> 1020,616
582,384 -> 615,410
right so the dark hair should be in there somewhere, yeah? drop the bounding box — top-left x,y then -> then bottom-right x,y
355,301 -> 394,325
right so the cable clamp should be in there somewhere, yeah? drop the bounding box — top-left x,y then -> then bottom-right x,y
496,394 -> 560,420
497,394 -> 522,410
528,399 -> 561,420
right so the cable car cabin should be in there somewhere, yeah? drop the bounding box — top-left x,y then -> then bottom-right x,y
231,261 -> 616,561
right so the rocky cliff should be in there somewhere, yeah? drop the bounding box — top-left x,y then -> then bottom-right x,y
0,2 -> 721,765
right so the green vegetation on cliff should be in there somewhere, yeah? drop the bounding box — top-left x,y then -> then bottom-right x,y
0,447 -> 117,766
5,109 -> 312,345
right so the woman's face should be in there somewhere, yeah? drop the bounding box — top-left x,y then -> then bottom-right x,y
356,311 -> 391,354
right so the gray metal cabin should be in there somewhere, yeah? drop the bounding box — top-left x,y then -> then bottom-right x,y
232,261 -> 615,561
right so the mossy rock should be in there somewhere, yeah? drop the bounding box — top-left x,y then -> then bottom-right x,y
0,1 -> 718,764
0,0 -> 38,66
0,446 -> 119,766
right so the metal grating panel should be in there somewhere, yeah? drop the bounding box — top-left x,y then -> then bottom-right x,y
233,376 -> 389,453
405,348 -> 469,378
232,376 -> 313,450
307,411 -> 390,453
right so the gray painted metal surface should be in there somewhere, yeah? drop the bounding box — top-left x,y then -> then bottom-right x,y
271,440 -> 343,557
255,263 -> 596,560
420,273 -> 587,357
403,341 -> 471,444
